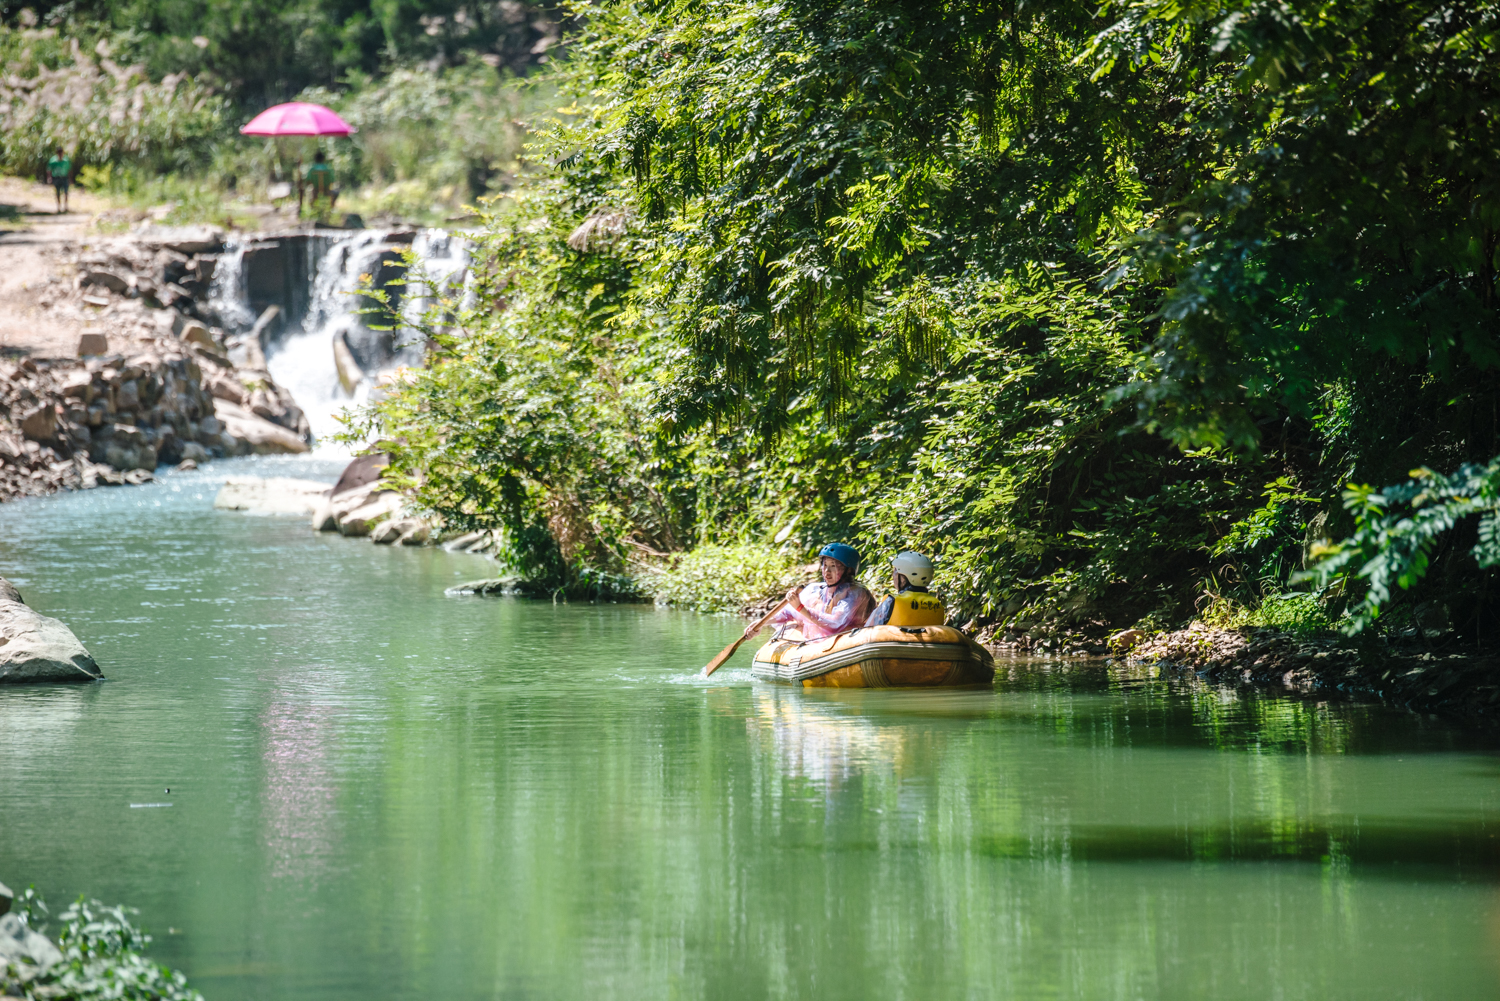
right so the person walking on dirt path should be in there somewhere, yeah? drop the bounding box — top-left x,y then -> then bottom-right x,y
47,147 -> 71,214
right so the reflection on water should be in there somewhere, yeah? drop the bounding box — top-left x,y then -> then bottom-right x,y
261,697 -> 340,881
0,456 -> 1498,1000
748,688 -> 905,790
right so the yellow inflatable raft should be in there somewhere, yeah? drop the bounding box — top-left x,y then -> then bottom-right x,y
751,624 -> 995,688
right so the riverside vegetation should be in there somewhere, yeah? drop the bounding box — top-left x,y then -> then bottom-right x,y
8,0 -> 1500,667
0,885 -> 202,1001
0,0 -> 559,226
353,0 -> 1500,659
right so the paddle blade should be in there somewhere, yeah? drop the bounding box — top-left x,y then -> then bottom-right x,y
702,638 -> 742,677
702,597 -> 788,677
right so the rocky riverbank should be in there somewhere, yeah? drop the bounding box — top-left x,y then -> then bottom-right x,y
0,223 -> 311,501
1126,623 -> 1500,723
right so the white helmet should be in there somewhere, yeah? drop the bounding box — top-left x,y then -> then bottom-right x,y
891,551 -> 934,587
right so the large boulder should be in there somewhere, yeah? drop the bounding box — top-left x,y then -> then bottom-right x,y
338,492 -> 402,537
18,405 -> 57,442
331,452 -> 389,496
148,225 -> 226,256
0,912 -> 62,971
212,401 -> 309,455
214,477 -> 332,516
0,579 -> 102,683
370,516 -> 429,545
445,578 -> 515,596
91,423 -> 157,472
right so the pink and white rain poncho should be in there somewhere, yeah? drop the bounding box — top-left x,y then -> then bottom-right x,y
767,580 -> 876,640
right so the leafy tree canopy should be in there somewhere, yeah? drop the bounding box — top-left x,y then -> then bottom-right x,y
2,0 -> 562,104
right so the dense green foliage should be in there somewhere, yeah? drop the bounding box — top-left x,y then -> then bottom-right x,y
4,0 -> 559,103
0,0 -> 554,215
1305,461 -> 1500,634
298,61 -> 540,214
2,888 -> 202,1001
362,0 -> 1500,636
7,0 -> 1497,635
0,25 -> 224,177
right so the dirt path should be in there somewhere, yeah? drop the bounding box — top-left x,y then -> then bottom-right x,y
0,176 -> 120,359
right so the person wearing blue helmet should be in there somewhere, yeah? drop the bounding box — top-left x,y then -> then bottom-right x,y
746,542 -> 875,642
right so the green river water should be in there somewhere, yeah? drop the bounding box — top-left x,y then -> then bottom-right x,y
2,456 -> 1499,1000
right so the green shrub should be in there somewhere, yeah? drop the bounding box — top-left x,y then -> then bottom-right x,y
1200,592 -> 1334,636
636,543 -> 802,614
2,887 -> 202,1001
298,62 -> 547,218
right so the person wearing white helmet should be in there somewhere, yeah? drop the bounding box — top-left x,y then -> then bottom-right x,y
865,551 -> 946,627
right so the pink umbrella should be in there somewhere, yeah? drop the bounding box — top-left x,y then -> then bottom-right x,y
240,102 -> 355,136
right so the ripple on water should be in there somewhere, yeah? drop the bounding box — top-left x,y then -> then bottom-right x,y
2,459 -> 1500,1001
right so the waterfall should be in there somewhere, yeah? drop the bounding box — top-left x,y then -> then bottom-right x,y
205,243 -> 255,332
270,230 -> 387,451
207,228 -> 471,452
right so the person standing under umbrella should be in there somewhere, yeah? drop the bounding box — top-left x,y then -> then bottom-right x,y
238,103 -> 355,216
303,151 -> 336,213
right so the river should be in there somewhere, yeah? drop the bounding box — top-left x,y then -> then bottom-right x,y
1,456 -> 1498,1000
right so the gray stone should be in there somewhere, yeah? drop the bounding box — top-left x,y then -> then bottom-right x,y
445,578 -> 515,596
179,321 -> 215,350
81,270 -> 127,293
18,406 -> 56,442
0,879 -> 11,916
77,331 -> 109,356
0,579 -> 102,683
94,423 -> 156,471
369,518 -> 406,544
333,330 -> 364,394
338,493 -> 402,537
310,498 -> 338,532
249,305 -> 282,345
441,531 -> 486,552
373,517 -> 428,545
154,225 -> 225,255
0,912 -> 62,971
212,401 -> 309,455
60,370 -> 92,401
331,452 -> 388,498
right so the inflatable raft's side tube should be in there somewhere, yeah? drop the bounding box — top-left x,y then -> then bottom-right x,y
751,625 -> 994,688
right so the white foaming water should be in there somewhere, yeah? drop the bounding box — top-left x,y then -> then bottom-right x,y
209,229 -> 471,453
206,243 -> 255,331
268,231 -> 389,451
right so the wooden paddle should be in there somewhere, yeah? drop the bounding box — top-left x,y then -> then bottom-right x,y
702,598 -> 791,677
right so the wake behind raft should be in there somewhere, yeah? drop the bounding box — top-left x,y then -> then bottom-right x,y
751,624 -> 995,688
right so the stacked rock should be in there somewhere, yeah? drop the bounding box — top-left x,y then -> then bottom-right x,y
0,342 -> 309,502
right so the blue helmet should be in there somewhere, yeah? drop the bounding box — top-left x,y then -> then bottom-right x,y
818,543 -> 860,574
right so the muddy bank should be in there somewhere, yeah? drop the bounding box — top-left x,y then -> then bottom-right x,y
1128,623 -> 1500,723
